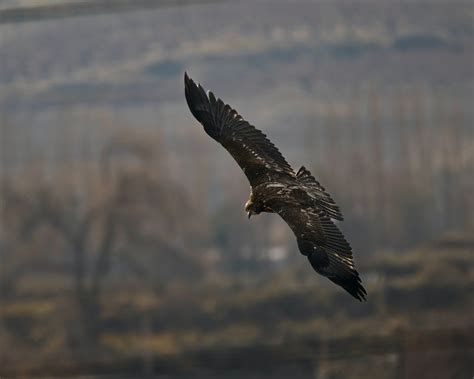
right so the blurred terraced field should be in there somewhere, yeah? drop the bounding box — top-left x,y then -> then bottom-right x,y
2,234 -> 473,378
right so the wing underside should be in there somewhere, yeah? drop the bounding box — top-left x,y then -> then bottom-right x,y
273,201 -> 366,301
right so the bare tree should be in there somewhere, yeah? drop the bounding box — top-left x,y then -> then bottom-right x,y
1,133 -> 204,349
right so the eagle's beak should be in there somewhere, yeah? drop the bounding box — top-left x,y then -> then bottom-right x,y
247,211 -> 251,219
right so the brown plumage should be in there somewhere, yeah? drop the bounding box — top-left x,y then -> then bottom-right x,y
184,73 -> 366,301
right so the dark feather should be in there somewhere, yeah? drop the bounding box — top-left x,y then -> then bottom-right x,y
296,166 -> 344,221
185,73 -> 294,186
270,200 -> 366,301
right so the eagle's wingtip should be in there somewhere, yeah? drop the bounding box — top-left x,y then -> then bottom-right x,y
185,71 -> 197,89
356,283 -> 368,302
327,273 -> 367,302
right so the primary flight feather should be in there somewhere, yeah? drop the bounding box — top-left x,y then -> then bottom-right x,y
184,72 -> 366,301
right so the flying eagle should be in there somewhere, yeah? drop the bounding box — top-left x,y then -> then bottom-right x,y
184,73 -> 366,301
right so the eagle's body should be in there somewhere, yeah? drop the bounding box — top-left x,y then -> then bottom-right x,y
184,73 -> 366,301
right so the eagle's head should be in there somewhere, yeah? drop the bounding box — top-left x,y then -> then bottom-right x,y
245,197 -> 261,219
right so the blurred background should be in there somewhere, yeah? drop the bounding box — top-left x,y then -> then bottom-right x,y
0,0 -> 473,378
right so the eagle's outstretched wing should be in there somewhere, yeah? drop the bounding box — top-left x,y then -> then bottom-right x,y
271,200 -> 366,301
185,73 -> 294,187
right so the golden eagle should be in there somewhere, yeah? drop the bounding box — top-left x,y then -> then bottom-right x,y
184,73 -> 366,301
